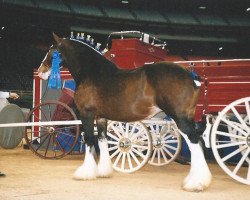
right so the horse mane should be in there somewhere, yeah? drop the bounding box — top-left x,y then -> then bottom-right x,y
61,38 -> 119,80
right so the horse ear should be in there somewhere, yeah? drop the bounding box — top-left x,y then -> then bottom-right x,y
53,32 -> 62,45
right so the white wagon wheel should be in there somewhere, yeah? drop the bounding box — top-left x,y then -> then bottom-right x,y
107,121 -> 152,173
147,119 -> 182,166
211,97 -> 250,185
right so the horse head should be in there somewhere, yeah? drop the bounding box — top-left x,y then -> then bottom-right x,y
38,33 -> 64,80
38,33 -> 118,82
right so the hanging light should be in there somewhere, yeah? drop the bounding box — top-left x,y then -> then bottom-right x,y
121,0 -> 129,4
199,6 -> 206,10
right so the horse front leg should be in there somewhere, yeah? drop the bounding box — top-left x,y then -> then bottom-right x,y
177,117 -> 212,192
73,112 -> 98,180
96,118 -> 113,177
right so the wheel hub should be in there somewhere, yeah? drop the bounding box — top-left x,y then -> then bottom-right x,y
153,137 -> 163,149
247,134 -> 250,147
47,127 -> 55,134
119,138 -> 131,152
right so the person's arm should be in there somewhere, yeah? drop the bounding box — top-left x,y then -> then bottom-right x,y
0,91 -> 19,99
9,92 -> 19,99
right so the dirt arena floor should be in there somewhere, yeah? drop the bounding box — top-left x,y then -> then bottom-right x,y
0,146 -> 249,200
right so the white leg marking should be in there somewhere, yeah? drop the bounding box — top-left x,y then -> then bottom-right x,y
73,145 -> 97,180
97,139 -> 113,177
179,131 -> 212,192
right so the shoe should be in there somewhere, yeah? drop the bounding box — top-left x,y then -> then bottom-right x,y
0,172 -> 6,177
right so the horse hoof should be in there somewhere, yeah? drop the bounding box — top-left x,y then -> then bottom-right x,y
97,162 -> 113,178
182,183 -> 205,192
182,174 -> 212,192
97,168 -> 113,178
73,165 -> 97,180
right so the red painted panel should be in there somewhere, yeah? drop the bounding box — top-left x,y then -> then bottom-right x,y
105,38 -> 166,69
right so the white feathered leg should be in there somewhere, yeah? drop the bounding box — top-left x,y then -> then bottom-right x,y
97,139 -> 113,177
73,145 -> 98,180
179,131 -> 212,192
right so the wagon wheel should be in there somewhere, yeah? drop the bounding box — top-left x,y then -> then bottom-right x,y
147,120 -> 182,166
211,97 -> 250,185
107,121 -> 152,173
25,100 -> 80,159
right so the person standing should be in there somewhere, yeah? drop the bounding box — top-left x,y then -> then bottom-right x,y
0,90 -> 19,177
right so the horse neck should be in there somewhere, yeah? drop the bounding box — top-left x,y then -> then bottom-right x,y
63,41 -> 118,82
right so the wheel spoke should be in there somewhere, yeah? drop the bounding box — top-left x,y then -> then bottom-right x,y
127,152 -> 133,170
163,146 -> 174,158
150,149 -> 157,163
130,128 -> 145,141
121,153 -> 126,170
107,131 -> 120,142
107,140 -> 118,145
221,145 -> 248,162
34,134 -> 50,151
135,135 -> 148,143
233,148 -> 250,175
113,152 -> 123,167
164,144 -> 177,151
129,150 -> 141,166
125,123 -> 129,138
157,149 -> 161,164
128,122 -> 137,138
221,117 -> 248,137
231,107 -> 249,131
215,141 -> 246,149
160,148 -> 168,163
108,146 -> 118,151
118,122 -> 126,137
48,104 -> 52,121
110,149 -> 120,159
39,108 -> 49,122
163,134 -> 173,141
163,139 -> 179,144
109,124 -> 123,139
245,101 -> 250,124
215,130 -> 246,140
131,147 -> 146,159
44,134 -> 52,157
132,144 -> 148,150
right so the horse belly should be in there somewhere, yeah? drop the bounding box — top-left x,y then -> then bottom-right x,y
144,105 -> 162,119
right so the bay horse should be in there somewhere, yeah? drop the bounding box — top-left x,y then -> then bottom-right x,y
38,33 -> 212,192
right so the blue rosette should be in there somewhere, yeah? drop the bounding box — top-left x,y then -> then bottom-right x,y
48,50 -> 62,89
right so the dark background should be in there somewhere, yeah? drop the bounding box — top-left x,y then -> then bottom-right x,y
0,0 -> 250,96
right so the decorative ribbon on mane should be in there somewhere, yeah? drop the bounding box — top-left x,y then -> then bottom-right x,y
48,50 -> 62,89
190,70 -> 201,87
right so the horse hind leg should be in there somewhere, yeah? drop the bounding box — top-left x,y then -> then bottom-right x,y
96,118 -> 113,178
73,113 -> 98,180
177,117 -> 212,192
